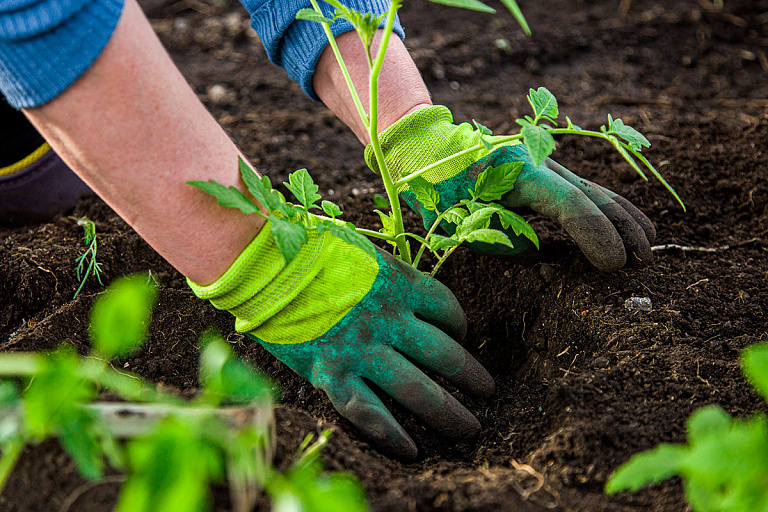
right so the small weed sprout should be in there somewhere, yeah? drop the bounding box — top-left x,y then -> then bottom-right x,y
192,0 -> 683,275
73,216 -> 104,299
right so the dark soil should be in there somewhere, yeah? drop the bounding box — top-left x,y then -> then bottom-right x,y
2,0 -> 767,510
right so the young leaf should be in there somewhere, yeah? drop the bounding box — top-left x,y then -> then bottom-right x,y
473,162 -> 523,201
285,168 -> 322,211
498,0 -> 531,35
429,234 -> 461,252
607,116 -> 650,151
408,177 -> 441,212
521,124 -> 556,166
321,200 -> 342,218
455,207 -> 496,238
269,216 -> 307,263
427,0 -> 495,13
473,120 -> 493,136
375,210 -> 394,234
326,224 -> 377,259
565,116 -> 582,131
605,444 -> 687,494
741,343 -> 768,403
442,207 -> 469,225
528,87 -> 558,121
90,275 -> 159,360
373,194 -> 390,209
239,158 -> 282,212
492,206 -> 540,248
465,229 -> 514,248
295,8 -> 332,23
187,181 -> 260,215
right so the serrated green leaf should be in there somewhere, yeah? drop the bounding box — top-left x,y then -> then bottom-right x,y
528,87 -> 558,120
491,206 -> 539,248
499,0 -> 531,35
473,162 -> 523,201
239,158 -> 283,212
742,343 -> 768,403
285,168 -> 322,210
605,444 -> 687,494
465,228 -> 514,248
187,181 -> 259,215
428,0 -> 495,13
522,124 -> 556,166
269,216 -> 307,263
443,207 -> 469,225
456,207 -> 496,238
373,194 -> 389,209
90,275 -> 158,359
321,200 -> 342,218
295,8 -> 332,23
327,224 -> 377,259
608,117 -> 650,151
408,177 -> 441,212
429,234 -> 461,252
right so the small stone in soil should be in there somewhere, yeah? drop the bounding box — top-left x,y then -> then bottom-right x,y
624,296 -> 652,312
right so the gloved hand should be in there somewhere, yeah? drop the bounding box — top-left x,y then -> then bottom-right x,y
189,220 -> 494,460
365,105 -> 657,271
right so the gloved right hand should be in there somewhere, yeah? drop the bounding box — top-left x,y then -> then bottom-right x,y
189,220 -> 494,460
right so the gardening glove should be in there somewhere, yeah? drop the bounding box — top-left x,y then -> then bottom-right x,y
365,105 -> 657,271
189,220 -> 494,460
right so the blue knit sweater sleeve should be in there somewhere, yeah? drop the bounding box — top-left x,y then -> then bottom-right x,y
0,0 -> 125,109
241,0 -> 404,100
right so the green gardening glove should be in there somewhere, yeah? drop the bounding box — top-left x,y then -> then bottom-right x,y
365,105 -> 657,271
189,220 -> 494,460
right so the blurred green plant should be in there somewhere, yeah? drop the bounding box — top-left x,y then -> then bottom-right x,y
605,342 -> 768,512
0,275 -> 368,512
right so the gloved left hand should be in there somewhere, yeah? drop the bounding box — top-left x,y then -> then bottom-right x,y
365,105 -> 657,271
189,220 -> 494,460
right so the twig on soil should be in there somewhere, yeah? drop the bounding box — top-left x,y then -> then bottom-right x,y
652,238 -> 762,253
686,278 -> 710,290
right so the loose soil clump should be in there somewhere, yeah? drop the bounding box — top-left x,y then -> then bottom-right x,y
2,0 -> 767,510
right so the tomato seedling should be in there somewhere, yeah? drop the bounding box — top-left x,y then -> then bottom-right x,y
192,0 -> 682,275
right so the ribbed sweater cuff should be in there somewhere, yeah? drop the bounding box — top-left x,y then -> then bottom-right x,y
0,0 -> 125,109
246,0 -> 404,100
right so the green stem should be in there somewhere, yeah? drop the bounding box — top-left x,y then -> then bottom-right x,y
355,227 -> 396,242
0,437 -> 25,492
394,134 -> 524,188
309,0 -> 369,128
412,208 -> 454,269
367,5 -> 410,262
430,244 -> 462,277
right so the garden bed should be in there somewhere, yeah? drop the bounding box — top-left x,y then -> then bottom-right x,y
1,0 -> 767,510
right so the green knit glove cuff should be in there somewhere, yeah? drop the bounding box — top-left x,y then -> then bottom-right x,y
188,221 -> 328,334
364,105 -> 517,190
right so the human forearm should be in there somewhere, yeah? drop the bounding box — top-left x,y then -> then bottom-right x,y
313,30 -> 432,144
23,0 -> 264,285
